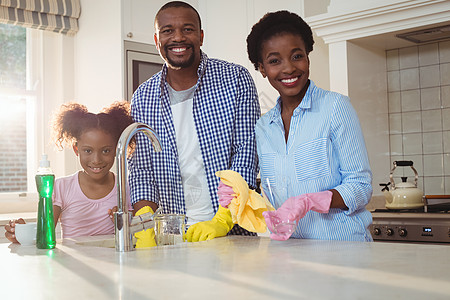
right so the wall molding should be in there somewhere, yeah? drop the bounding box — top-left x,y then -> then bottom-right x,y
306,0 -> 450,44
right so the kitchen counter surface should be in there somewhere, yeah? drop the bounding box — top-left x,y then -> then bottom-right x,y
2,235 -> 449,299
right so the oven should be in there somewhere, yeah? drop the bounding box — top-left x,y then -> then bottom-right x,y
124,41 -> 163,101
370,196 -> 450,244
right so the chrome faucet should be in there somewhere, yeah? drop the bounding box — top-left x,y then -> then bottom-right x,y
114,122 -> 162,252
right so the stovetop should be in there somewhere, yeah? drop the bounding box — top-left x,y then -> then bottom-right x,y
370,207 -> 450,244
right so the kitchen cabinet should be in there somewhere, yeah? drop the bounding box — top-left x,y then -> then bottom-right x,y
2,235 -> 450,299
122,0 -> 187,45
120,0 -> 173,100
122,0 -> 155,44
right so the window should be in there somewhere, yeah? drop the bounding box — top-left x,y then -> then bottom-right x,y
0,24 -> 40,197
0,24 -> 26,89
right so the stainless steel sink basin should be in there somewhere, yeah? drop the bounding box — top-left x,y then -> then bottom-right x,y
72,235 -> 117,248
72,234 -> 186,248
75,238 -> 116,248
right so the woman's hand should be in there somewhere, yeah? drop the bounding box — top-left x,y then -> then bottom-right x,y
4,218 -> 26,243
217,180 -> 235,208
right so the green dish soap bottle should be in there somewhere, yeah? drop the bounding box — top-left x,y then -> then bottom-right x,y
35,154 -> 56,249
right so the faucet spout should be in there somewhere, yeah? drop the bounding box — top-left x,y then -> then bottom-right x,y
114,122 -> 162,252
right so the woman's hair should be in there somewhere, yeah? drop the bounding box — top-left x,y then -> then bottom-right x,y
247,10 -> 315,70
52,101 -> 134,152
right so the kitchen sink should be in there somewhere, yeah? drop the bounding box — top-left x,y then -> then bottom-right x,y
73,234 -> 187,248
75,238 -> 116,248
71,235 -> 117,248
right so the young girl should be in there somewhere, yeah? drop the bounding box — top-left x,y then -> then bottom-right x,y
5,101 -> 133,242
219,11 -> 373,242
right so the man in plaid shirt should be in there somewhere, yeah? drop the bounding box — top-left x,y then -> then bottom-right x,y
129,1 -> 260,244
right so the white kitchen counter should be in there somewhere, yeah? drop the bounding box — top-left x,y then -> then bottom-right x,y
2,235 -> 449,299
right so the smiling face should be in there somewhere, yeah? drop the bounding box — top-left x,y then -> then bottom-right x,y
258,32 -> 310,103
73,128 -> 116,182
154,6 -> 204,70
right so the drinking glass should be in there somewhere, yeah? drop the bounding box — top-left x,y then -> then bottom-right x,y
154,214 -> 186,246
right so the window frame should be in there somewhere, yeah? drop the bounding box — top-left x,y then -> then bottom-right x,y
0,27 -> 43,206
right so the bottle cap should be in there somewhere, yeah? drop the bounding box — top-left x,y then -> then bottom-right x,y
39,154 -> 50,168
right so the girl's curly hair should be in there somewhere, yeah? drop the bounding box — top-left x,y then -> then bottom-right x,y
51,101 -> 135,153
247,10 -> 314,70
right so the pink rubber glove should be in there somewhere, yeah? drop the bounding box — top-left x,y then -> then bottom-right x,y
217,180 -> 235,208
262,190 -> 333,241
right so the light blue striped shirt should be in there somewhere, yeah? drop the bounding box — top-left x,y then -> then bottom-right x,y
256,81 -> 373,241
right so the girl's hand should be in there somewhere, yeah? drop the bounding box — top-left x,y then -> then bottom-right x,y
4,218 -> 26,243
108,206 -> 118,223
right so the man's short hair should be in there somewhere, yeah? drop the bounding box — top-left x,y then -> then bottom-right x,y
155,1 -> 202,29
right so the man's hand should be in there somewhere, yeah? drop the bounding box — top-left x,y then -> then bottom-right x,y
133,200 -> 158,216
185,206 -> 234,242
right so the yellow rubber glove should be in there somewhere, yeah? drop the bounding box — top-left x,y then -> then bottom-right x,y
134,206 -> 157,248
185,206 -> 234,242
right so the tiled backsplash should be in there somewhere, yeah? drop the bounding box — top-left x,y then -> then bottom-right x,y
386,40 -> 450,195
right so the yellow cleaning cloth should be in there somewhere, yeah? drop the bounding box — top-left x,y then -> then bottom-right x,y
215,170 -> 274,233
134,206 -> 157,248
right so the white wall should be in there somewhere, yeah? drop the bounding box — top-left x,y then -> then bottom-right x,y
314,39 -> 390,199
123,0 -> 199,46
308,0 -> 450,199
71,0 -> 330,116
347,41 -> 390,195
39,31 -> 76,179
198,0 -> 330,113
57,0 -> 123,176
56,0 -> 331,175
37,0 -> 450,208
54,0 -> 329,176
75,0 -> 123,112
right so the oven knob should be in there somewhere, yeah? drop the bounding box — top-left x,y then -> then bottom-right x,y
386,228 -> 394,236
398,229 -> 407,237
373,228 -> 381,235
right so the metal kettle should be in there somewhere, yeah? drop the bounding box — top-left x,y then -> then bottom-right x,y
380,161 -> 424,209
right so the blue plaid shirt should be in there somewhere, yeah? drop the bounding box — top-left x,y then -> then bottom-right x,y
129,52 -> 260,215
256,81 -> 373,241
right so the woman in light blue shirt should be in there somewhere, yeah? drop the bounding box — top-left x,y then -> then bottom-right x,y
246,11 -> 373,241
